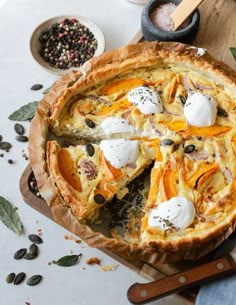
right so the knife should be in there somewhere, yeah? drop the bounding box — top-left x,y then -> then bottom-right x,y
127,234 -> 236,304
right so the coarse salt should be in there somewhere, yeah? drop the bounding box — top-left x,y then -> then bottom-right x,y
150,3 -> 191,31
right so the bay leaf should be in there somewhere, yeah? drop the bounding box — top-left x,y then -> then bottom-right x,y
8,101 -> 39,121
230,47 -> 236,61
0,196 -> 22,235
54,254 -> 82,267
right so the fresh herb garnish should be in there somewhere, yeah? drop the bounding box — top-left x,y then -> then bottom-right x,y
53,254 -> 82,267
0,196 -> 22,235
8,101 -> 39,121
230,47 -> 236,61
42,86 -> 51,94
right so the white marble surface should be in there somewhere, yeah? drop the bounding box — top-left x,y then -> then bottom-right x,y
0,1 -> 186,304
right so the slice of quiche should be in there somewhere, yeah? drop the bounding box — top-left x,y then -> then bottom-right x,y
46,139 -> 153,220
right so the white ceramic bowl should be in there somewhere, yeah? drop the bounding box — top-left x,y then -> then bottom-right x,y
30,15 -> 105,75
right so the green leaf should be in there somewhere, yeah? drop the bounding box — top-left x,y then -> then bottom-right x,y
42,86 -> 51,94
0,196 -> 22,235
54,254 -> 82,267
8,101 -> 39,121
230,47 -> 236,61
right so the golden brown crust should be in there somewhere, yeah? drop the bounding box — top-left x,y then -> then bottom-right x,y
28,41 -> 236,264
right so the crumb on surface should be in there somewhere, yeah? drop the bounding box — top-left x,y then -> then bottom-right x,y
64,234 -> 81,243
85,257 -> 101,265
101,264 -> 119,271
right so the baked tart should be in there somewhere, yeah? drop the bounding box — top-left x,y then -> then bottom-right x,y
29,41 -> 236,263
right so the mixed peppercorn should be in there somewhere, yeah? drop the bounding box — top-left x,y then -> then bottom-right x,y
39,18 -> 98,70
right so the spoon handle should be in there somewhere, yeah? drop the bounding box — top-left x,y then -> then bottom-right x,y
171,0 -> 205,31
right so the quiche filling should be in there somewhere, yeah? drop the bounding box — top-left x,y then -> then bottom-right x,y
29,42 -> 236,261
47,61 -> 236,241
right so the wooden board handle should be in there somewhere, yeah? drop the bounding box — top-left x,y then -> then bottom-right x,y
127,255 -> 236,304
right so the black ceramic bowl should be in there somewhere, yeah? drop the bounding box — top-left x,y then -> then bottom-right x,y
141,0 -> 200,44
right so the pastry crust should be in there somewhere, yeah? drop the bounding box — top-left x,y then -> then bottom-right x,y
29,41 -> 236,264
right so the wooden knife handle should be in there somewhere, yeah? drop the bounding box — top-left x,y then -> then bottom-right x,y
127,255 -> 236,304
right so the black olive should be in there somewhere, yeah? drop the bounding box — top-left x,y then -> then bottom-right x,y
85,118 -> 95,128
172,143 -> 179,153
94,194 -> 105,204
86,143 -> 95,157
217,106 -> 228,118
179,95 -> 187,105
184,144 -> 195,154
160,139 -> 174,146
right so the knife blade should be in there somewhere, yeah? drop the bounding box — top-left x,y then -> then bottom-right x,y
127,238 -> 236,304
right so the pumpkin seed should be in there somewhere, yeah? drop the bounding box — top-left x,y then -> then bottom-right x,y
179,95 -> 187,105
15,135 -> 28,142
14,123 -> 25,135
160,139 -> 175,146
217,106 -> 228,117
28,234 -> 43,244
85,118 -> 95,128
31,84 -> 43,91
94,194 -> 106,204
14,248 -> 27,259
14,272 -> 26,285
0,141 -> 12,151
86,143 -> 95,157
184,144 -> 196,154
27,274 -> 43,286
24,252 -> 37,260
29,243 -> 38,256
6,272 -> 15,284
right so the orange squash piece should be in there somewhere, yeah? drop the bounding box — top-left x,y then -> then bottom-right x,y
141,215 -> 149,232
147,167 -> 163,208
100,153 -> 124,181
159,161 -> 179,202
148,139 -> 163,161
159,120 -> 187,132
183,125 -> 232,138
100,78 -> 147,95
58,149 -> 82,192
160,120 -> 232,137
187,163 -> 218,189
95,99 -> 133,116
196,166 -> 219,190
168,76 -> 178,104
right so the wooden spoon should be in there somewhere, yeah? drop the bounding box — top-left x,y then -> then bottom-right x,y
171,0 -> 205,31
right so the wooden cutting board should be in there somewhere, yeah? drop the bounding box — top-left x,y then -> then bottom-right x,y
129,0 -> 236,70
21,165 -> 224,305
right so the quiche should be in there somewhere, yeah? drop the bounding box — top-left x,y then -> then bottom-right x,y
29,41 -> 236,263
